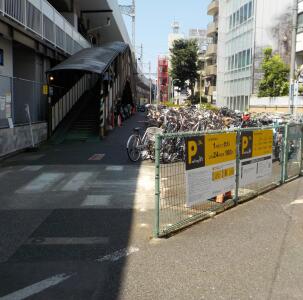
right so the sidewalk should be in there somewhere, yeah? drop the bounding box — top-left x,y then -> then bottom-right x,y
119,177 -> 303,300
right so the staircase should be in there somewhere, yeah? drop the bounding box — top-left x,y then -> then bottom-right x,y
64,95 -> 99,142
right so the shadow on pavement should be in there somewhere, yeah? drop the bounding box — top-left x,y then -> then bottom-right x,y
0,112 -> 150,299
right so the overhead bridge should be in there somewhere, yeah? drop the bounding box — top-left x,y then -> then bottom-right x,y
46,41 -> 149,141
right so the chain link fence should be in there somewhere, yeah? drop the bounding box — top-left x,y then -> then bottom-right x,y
154,124 -> 303,237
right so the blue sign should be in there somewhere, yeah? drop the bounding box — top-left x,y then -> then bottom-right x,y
0,49 -> 3,66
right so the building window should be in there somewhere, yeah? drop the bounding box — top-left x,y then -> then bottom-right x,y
0,49 -> 3,66
242,50 -> 246,68
240,6 -> 244,23
298,13 -> 303,33
244,4 -> 248,21
248,1 -> 253,18
236,10 -> 240,26
246,49 -> 251,65
235,54 -> 238,70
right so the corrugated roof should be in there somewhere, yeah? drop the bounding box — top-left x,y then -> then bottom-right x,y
48,41 -> 129,75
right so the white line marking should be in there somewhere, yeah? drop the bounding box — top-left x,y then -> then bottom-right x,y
22,154 -> 45,161
88,154 -> 105,161
0,273 -> 74,300
290,199 -> 303,205
96,247 -> 139,262
81,195 -> 111,207
0,171 -> 10,178
17,173 -> 65,193
105,166 -> 124,171
61,172 -> 94,192
20,166 -> 44,172
26,237 -> 109,245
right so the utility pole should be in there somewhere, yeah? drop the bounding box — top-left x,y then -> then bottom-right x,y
119,0 -> 136,47
290,0 -> 298,114
149,61 -> 152,104
140,44 -> 143,69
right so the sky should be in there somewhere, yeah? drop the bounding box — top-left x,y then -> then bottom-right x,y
118,0 -> 211,77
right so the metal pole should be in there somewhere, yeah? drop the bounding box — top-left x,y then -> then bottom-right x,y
172,79 -> 174,103
290,0 -> 298,114
282,124 -> 289,183
149,61 -> 152,104
199,72 -> 202,105
132,0 -> 136,47
234,129 -> 240,205
154,134 -> 161,238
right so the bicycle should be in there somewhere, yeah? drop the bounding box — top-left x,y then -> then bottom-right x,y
126,126 -> 163,162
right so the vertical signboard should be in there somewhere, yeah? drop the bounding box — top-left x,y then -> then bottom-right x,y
185,133 -> 237,206
240,130 -> 273,186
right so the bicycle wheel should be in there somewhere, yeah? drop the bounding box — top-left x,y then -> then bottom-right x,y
127,134 -> 141,162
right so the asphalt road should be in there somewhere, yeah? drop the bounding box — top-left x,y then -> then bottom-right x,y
0,112 -> 302,299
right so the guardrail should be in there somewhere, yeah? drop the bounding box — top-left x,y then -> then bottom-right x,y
154,124 -> 303,237
0,0 -> 90,55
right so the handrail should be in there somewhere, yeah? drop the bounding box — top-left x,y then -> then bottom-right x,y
0,0 -> 90,55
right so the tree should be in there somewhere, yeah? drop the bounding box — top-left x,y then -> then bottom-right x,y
258,48 -> 289,97
170,39 -> 199,97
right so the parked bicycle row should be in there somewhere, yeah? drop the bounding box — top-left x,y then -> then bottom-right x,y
126,104 -> 302,163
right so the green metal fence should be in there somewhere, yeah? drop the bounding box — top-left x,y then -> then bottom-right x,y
154,124 -> 303,237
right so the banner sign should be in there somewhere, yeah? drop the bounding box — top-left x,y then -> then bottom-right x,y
240,130 -> 273,186
185,133 -> 237,206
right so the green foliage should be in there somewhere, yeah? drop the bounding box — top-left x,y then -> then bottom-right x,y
258,48 -> 290,97
188,92 -> 208,104
199,103 -> 219,111
170,39 -> 199,96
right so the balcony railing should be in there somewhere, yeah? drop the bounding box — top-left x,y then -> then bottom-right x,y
205,64 -> 217,76
206,44 -> 217,57
0,0 -> 90,55
207,21 -> 218,37
207,0 -> 219,16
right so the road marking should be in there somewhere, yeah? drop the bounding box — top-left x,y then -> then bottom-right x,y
96,247 -> 139,262
17,173 -> 65,193
290,199 -> 303,205
81,195 -> 111,207
26,237 -> 109,245
105,166 -> 124,171
0,170 -> 10,178
22,154 -> 45,161
61,172 -> 94,192
0,273 -> 74,300
88,154 -> 105,161
20,166 -> 44,172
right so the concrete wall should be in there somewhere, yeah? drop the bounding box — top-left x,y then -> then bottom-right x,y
0,122 -> 47,157
0,36 -> 13,77
0,37 -> 13,128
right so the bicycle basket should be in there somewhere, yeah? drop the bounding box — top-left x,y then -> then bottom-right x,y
145,127 -> 163,142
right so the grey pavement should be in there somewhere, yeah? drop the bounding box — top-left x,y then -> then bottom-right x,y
0,112 -> 302,299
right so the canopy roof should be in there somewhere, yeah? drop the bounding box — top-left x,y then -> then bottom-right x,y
48,42 -> 129,75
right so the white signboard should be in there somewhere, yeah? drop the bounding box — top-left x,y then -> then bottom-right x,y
186,161 -> 236,206
185,133 -> 237,206
240,155 -> 272,186
239,130 -> 273,187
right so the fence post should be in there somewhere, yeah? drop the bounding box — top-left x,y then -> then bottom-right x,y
282,124 -> 289,183
300,124 -> 303,176
234,129 -> 240,205
154,134 -> 161,238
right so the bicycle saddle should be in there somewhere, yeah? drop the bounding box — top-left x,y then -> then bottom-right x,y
133,127 -> 141,131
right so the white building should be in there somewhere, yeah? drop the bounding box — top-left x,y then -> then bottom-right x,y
168,21 -> 184,51
217,0 -> 293,111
